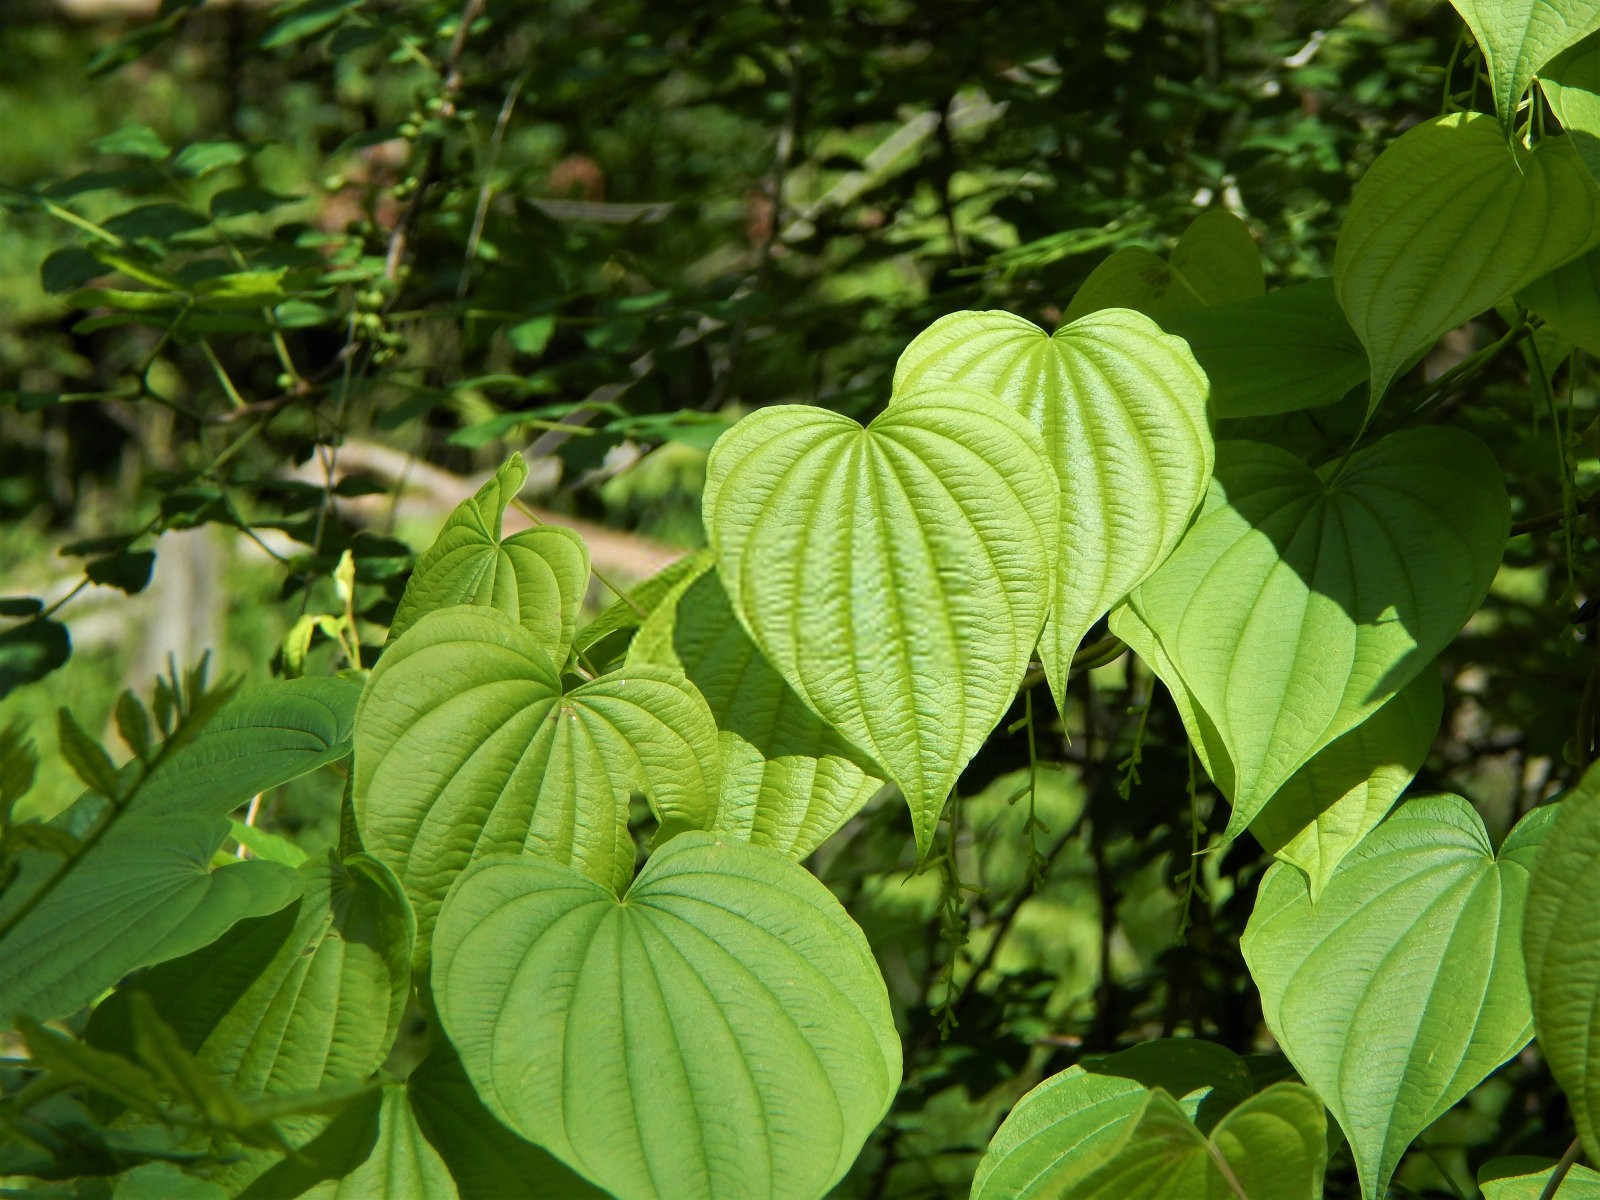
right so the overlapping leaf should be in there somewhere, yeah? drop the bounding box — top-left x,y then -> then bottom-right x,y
971,1066 -> 1326,1200
1242,795 -> 1555,1199
1335,113 -> 1599,404
0,678 -> 360,1024
355,606 -> 718,953
1162,279 -> 1369,419
1124,430 -> 1507,832
891,310 -> 1211,712
1542,34 -> 1600,181
627,558 -> 884,857
702,396 -> 1058,852
86,853 -> 413,1190
1522,246 -> 1600,355
1524,763 -> 1600,1163
1480,1158 -> 1600,1198
1449,0 -> 1600,127
432,832 -> 901,1200
1248,671 -> 1442,898
387,452 -> 589,658
1064,209 -> 1263,323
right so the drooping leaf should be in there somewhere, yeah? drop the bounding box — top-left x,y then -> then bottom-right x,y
971,1066 -> 1326,1200
134,676 -> 362,818
1162,279 -> 1369,419
387,452 -> 590,660
891,309 -> 1211,713
1126,430 -> 1507,834
1449,0 -> 1600,128
1524,763 -> 1600,1164
87,853 -> 413,1191
0,811 -> 301,1026
355,606 -> 719,954
1249,670 -> 1443,899
433,832 -> 901,1200
1241,795 -> 1555,1199
628,558 -> 884,857
0,677 -> 360,1023
0,618 -> 71,698
1334,113 -> 1600,405
703,396 -> 1058,852
1543,35 -> 1600,181
1522,246 -> 1600,355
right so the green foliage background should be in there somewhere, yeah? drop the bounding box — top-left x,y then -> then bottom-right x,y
4,1 -> 1599,1197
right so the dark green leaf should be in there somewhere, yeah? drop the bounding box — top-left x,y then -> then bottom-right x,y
0,619 -> 71,699
86,550 -> 156,595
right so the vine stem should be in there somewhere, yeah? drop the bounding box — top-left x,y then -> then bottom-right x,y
1536,1136 -> 1584,1200
511,497 -> 645,616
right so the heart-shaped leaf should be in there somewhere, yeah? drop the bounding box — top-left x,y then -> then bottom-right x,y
891,310 -> 1211,713
1335,113 -> 1600,404
702,396 -> 1058,852
1449,0 -> 1600,127
971,1066 -> 1326,1200
387,452 -> 589,659
355,606 -> 719,954
1524,763 -> 1600,1163
1249,670 -> 1442,899
432,831 -> 901,1200
627,557 -> 884,858
1126,430 -> 1507,832
1162,279 -> 1369,419
1242,795 -> 1555,1199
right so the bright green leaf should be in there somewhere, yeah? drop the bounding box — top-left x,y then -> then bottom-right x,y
703,396 -> 1058,852
971,1066 -> 1326,1200
433,832 -> 901,1200
1524,764 -> 1600,1164
1542,35 -> 1600,181
629,557 -> 884,857
1162,279 -> 1369,419
571,548 -> 708,669
892,309 -> 1211,714
1249,670 -> 1443,899
1078,1038 -> 1254,1132
91,123 -> 171,160
171,140 -> 248,178
1334,113 -> 1600,405
388,452 -> 590,660
1126,430 -> 1507,834
507,315 -> 555,356
356,606 -> 719,955
407,1044 -> 608,1200
1450,0 -> 1600,128
1064,248 -> 1191,324
1242,795 -> 1555,1199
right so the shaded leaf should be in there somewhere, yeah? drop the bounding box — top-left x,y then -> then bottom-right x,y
86,549 -> 155,595
1522,246 -> 1600,355
1524,763 -> 1600,1164
1126,431 -> 1506,834
0,619 -> 71,699
1334,113 -> 1599,404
